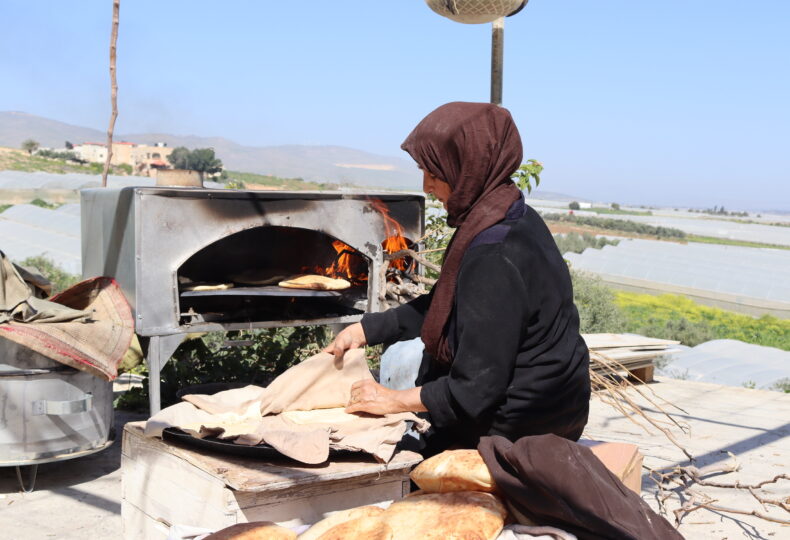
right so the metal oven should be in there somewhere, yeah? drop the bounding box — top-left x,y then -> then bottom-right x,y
80,187 -> 424,412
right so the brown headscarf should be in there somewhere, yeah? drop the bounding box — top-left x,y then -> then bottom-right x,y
401,102 -> 523,364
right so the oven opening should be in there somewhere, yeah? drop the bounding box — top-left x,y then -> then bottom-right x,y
177,226 -> 370,325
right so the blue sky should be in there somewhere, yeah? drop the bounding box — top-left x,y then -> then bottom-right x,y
1,1 -> 788,211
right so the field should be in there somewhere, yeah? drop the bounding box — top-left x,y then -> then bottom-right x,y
615,292 -> 790,350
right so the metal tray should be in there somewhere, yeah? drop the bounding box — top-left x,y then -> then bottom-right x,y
180,286 -> 342,298
162,428 -> 359,462
162,428 -> 286,459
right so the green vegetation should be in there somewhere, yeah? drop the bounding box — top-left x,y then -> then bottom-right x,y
18,255 -> 80,295
615,292 -> 790,350
36,149 -> 82,162
587,207 -> 653,216
571,270 -> 626,333
167,147 -> 223,180
0,204 -> 11,213
116,327 -> 330,410
21,139 -> 39,154
543,213 -> 687,239
225,170 -> 338,190
511,159 -> 542,194
686,235 -> 790,251
690,205 -> 749,217
30,198 -> 61,210
0,147 -> 131,175
569,201 -> 580,210
554,232 -> 619,255
771,378 -> 790,393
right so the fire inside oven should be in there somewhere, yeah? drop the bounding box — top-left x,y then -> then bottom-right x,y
176,216 -> 415,325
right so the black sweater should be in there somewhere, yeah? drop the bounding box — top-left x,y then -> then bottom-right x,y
362,200 -> 590,443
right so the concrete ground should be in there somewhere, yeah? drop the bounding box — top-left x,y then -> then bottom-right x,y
584,377 -> 790,539
1,378 -> 787,539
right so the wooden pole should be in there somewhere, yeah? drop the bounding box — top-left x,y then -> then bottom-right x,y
490,17 -> 504,105
102,0 -> 120,187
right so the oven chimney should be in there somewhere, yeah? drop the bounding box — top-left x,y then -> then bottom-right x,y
156,169 -> 203,188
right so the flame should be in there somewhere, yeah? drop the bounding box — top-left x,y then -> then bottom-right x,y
369,199 -> 410,271
328,240 -> 354,279
304,239 -> 368,283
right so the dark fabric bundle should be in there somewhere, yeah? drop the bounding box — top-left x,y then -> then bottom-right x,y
478,434 -> 684,540
401,102 -> 523,364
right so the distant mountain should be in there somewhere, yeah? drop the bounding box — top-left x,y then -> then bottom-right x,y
0,111 -> 106,148
0,112 -> 421,190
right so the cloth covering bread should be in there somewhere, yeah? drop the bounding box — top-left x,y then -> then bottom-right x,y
381,491 -> 507,540
145,349 -> 429,463
205,521 -> 296,539
307,516 -> 392,540
410,449 -> 496,493
278,275 -> 350,291
298,506 -> 384,540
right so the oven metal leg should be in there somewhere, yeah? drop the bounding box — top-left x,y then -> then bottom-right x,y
145,334 -> 186,415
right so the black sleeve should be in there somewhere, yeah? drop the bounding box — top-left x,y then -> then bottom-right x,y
420,247 -> 526,429
360,289 -> 434,345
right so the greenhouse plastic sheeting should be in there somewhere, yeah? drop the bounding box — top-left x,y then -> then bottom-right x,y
661,340 -> 790,390
564,239 -> 790,304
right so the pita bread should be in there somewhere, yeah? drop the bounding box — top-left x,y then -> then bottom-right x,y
299,506 -> 385,540
281,407 -> 360,425
205,521 -> 296,540
410,449 -> 496,493
182,282 -> 234,291
382,491 -> 507,540
230,269 -> 290,286
278,275 -> 351,291
311,516 -> 392,540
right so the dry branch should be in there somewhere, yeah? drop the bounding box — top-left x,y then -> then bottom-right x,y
385,249 -> 442,274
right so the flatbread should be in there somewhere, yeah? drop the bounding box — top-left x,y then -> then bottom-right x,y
182,282 -> 234,291
410,449 -> 496,493
299,506 -> 385,540
205,521 -> 296,540
281,407 -> 360,425
312,516 -> 392,540
230,269 -> 290,286
278,275 -> 351,291
382,491 -> 507,540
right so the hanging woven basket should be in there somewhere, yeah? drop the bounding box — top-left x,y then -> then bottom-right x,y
425,0 -> 527,24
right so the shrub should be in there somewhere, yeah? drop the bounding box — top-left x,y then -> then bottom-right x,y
30,198 -> 60,210
116,326 -> 331,411
553,232 -> 619,255
569,201 -> 580,210
570,270 -> 626,333
19,255 -> 80,295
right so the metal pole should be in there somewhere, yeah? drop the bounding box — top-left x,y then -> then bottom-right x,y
490,17 -> 504,105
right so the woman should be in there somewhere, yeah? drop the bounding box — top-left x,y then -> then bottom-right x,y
325,102 -> 590,456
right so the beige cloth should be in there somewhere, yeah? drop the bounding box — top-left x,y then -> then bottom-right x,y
0,251 -> 91,324
0,251 -> 134,380
145,349 -> 429,463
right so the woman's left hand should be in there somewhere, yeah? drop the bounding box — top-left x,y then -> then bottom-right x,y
346,379 -> 405,415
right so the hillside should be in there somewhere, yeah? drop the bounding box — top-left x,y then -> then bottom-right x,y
0,112 -> 421,190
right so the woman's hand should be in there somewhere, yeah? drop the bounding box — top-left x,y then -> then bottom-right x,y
323,322 -> 367,361
346,380 -> 428,416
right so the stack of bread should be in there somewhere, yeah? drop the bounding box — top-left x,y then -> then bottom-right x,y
300,449 -> 507,539
204,449 -> 507,539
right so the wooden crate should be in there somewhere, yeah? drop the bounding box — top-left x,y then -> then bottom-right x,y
121,422 -> 422,539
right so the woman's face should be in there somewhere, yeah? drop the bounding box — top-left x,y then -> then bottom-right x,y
422,169 -> 452,209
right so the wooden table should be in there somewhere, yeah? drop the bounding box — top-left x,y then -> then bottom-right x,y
121,422 -> 422,539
